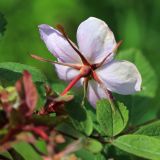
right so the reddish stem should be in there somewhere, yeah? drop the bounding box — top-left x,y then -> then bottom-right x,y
92,71 -> 114,101
56,25 -> 91,66
24,126 -> 49,141
61,74 -> 83,96
31,54 -> 81,70
92,40 -> 123,69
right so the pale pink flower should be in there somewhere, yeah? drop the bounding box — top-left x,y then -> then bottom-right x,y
37,17 -> 142,107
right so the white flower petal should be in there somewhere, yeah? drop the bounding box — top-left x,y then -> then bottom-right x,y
97,60 -> 142,95
55,64 -> 79,82
39,24 -> 81,63
87,80 -> 106,107
77,17 -> 116,63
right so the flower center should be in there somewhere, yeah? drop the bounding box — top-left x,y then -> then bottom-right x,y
80,65 -> 92,77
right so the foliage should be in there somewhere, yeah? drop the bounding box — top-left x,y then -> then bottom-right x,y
0,53 -> 159,160
0,0 -> 160,83
96,99 -> 128,136
0,12 -> 7,38
116,49 -> 158,125
0,62 -> 46,86
113,135 -> 160,160
0,1 -> 160,159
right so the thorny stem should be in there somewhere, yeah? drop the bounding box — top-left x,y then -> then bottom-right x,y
56,25 -> 91,66
61,74 -> 83,96
31,54 -> 81,70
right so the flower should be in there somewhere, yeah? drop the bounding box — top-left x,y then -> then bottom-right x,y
36,17 -> 142,107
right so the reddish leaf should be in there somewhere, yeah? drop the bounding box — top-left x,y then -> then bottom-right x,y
15,70 -> 38,116
38,85 -> 73,115
15,79 -> 23,98
22,70 -> 38,116
0,90 -> 13,114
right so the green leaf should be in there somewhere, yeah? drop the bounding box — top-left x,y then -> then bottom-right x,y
113,134 -> 160,160
0,62 -> 46,85
94,153 -> 106,160
116,49 -> 158,124
76,149 -> 105,160
104,144 -> 137,160
81,99 -> 103,134
76,149 -> 95,160
34,140 -> 47,155
82,138 -> 103,153
96,99 -> 128,136
56,122 -> 83,138
51,83 -> 66,95
0,12 -> 7,38
135,120 -> 160,137
66,101 -> 93,136
13,142 -> 43,160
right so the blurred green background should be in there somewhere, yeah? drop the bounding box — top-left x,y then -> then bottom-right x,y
0,0 -> 160,114
0,0 -> 160,80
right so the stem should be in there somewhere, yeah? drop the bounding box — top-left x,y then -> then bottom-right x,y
56,25 -> 91,66
23,126 -> 49,141
31,54 -> 81,70
61,74 -> 83,96
89,135 -> 113,144
93,40 -> 122,69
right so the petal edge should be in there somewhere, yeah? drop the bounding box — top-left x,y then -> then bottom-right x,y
97,60 -> 142,95
39,24 -> 81,64
77,17 -> 116,64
